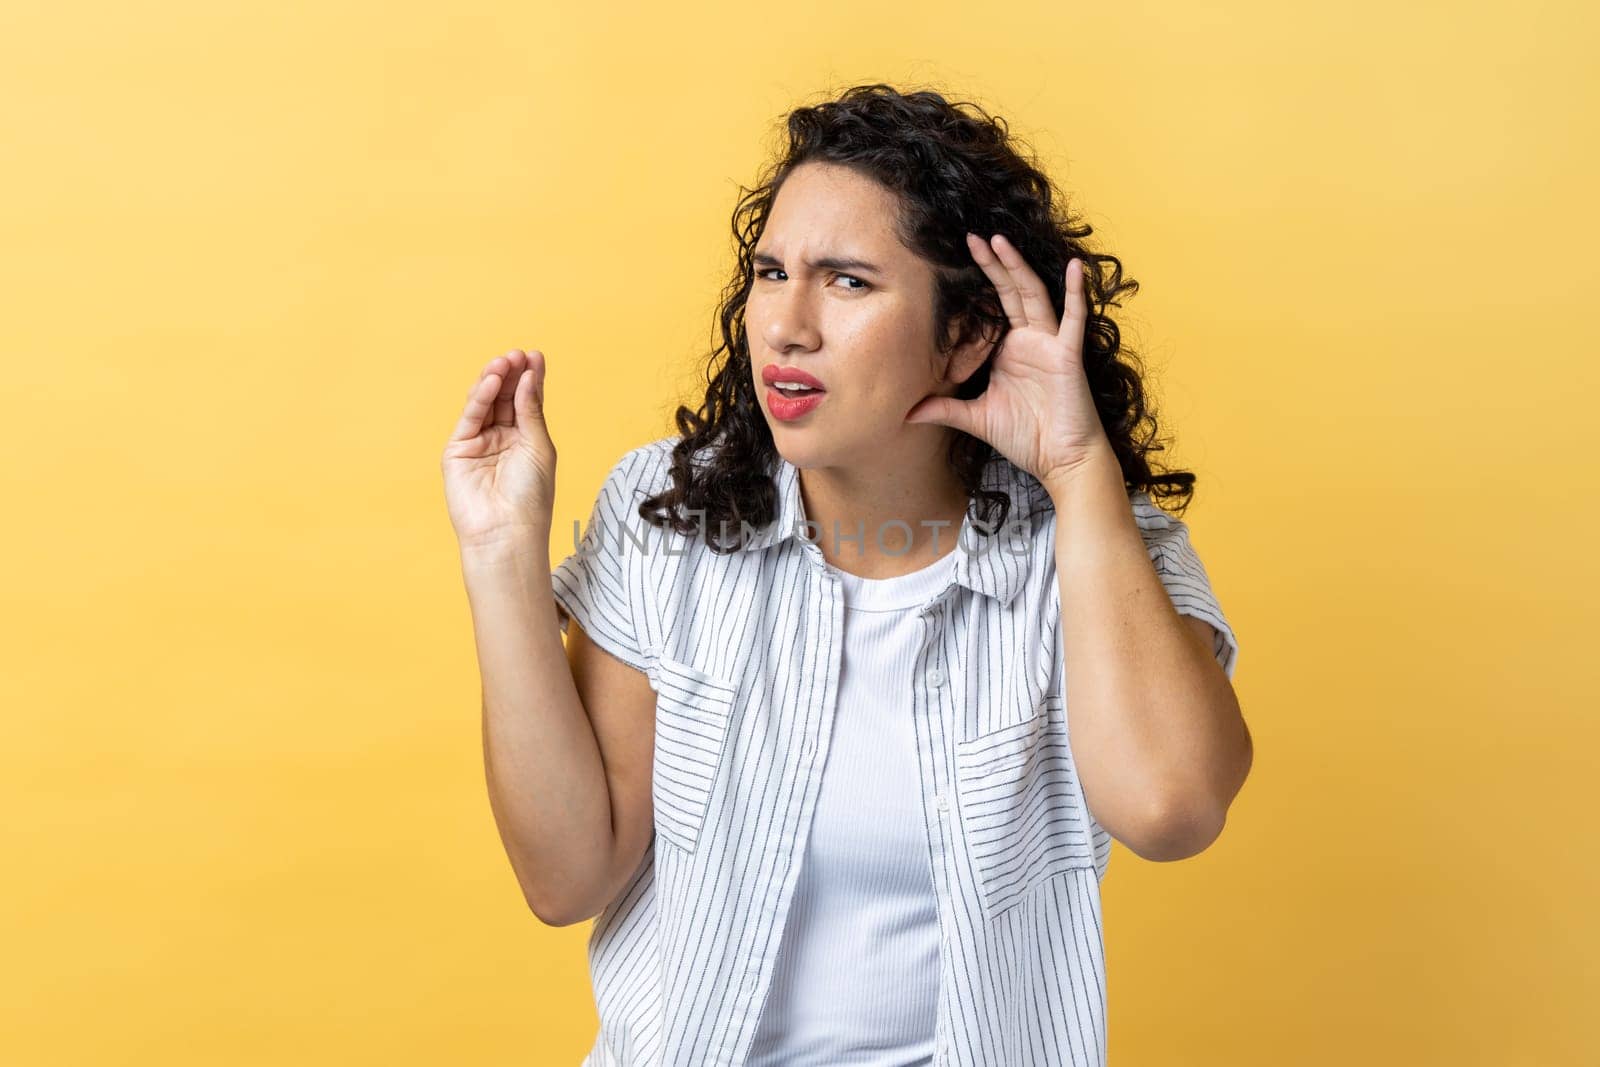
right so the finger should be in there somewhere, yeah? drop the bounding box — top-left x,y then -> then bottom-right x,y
1056,259 -> 1088,350
966,233 -> 1030,330
904,393 -> 976,437
493,350 -> 526,427
515,352 -> 549,434
988,234 -> 1059,333
450,371 -> 501,442
470,355 -> 506,403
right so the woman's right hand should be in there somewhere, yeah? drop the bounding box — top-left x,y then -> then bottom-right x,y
441,349 -> 558,555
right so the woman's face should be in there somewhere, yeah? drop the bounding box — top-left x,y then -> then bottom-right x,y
746,161 -> 983,472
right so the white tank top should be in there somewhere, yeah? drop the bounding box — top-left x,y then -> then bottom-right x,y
745,547 -> 959,1066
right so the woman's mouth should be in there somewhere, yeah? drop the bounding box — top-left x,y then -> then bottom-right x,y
766,385 -> 827,421
761,364 -> 828,421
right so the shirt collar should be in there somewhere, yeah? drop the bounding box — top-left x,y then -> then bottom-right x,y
735,447 -> 1050,608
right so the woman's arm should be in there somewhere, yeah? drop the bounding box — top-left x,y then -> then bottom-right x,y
442,350 -> 635,924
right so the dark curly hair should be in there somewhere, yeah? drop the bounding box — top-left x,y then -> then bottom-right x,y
639,81 -> 1196,553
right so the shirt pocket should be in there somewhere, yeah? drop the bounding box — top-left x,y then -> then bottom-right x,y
953,694 -> 1095,920
651,654 -> 739,855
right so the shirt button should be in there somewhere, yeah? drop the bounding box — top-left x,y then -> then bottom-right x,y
801,739 -> 815,758
927,666 -> 945,687
934,793 -> 949,813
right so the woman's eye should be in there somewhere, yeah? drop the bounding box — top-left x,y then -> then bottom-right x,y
755,268 -> 870,291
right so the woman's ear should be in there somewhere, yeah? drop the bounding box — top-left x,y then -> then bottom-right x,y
942,321 -> 1001,387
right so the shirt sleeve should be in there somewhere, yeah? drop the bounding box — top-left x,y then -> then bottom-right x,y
1133,493 -> 1241,681
550,449 -> 653,674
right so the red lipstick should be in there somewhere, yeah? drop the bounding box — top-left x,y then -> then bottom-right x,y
761,364 -> 827,421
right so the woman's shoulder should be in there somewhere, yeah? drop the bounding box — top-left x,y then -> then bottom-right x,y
1127,487 -> 1180,528
600,433 -> 730,555
593,434 -> 682,508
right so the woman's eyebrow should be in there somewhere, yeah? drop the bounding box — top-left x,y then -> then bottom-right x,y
752,250 -> 885,276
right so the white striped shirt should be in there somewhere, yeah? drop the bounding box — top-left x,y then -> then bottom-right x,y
551,434 -> 1240,1067
746,547 -> 959,1064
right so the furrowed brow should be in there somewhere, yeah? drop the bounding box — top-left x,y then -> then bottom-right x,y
752,250 -> 885,276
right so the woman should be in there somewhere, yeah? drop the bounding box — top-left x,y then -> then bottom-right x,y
443,84 -> 1249,1067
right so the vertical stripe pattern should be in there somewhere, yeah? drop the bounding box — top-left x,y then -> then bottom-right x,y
550,435 -> 1242,1066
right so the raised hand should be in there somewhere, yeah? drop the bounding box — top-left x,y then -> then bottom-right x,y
441,349 -> 558,554
905,234 -> 1113,486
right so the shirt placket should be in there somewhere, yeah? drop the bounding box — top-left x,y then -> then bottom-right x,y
731,552 -> 846,1065
915,590 -> 958,1067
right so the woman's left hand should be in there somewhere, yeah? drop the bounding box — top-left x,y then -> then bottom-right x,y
905,233 -> 1114,487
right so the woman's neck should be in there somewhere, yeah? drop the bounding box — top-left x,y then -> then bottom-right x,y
796,461 -> 970,579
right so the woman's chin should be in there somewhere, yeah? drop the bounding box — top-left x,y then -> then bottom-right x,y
769,433 -> 830,471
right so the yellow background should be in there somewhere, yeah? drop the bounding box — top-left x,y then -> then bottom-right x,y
4,1 -> 1596,1063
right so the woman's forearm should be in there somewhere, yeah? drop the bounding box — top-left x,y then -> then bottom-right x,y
1045,452 -> 1249,861
460,535 -> 615,923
